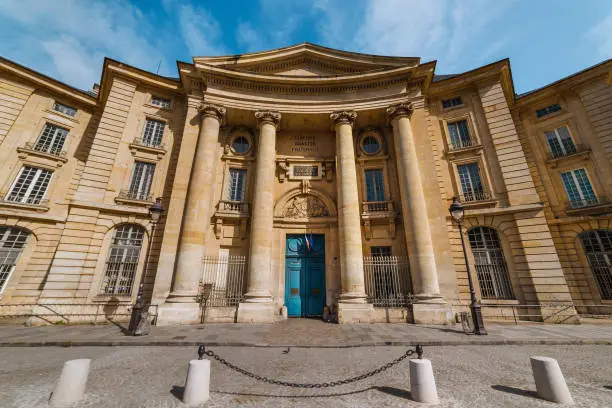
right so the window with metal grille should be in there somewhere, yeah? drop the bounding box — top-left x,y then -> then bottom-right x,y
5,166 -> 52,205
34,123 -> 69,155
545,125 -> 577,158
369,246 -> 396,304
226,168 -> 247,201
561,168 -> 597,208
442,96 -> 463,109
447,120 -> 472,150
536,103 -> 561,118
128,162 -> 155,200
141,119 -> 165,147
579,230 -> 612,300
0,227 -> 29,294
100,224 -> 145,295
53,102 -> 77,117
371,246 -> 392,257
457,163 -> 484,201
150,96 -> 170,109
364,169 -> 385,202
468,227 -> 514,300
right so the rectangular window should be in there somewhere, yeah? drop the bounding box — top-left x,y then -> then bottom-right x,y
34,123 -> 69,155
141,119 -> 165,147
150,96 -> 171,109
561,168 -> 597,208
5,166 -> 52,205
545,125 -> 577,158
364,169 -> 385,202
457,163 -> 485,201
53,102 -> 77,117
371,246 -> 392,257
226,168 -> 247,201
128,162 -> 155,200
442,97 -> 463,109
536,103 -> 561,118
447,120 -> 472,150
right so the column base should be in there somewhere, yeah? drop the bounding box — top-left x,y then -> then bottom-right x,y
411,298 -> 453,325
236,302 -> 277,323
156,302 -> 202,326
337,302 -> 374,323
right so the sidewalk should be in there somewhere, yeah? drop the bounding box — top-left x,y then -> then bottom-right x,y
1,319 -> 611,347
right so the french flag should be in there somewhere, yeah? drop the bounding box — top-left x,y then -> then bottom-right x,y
304,232 -> 311,252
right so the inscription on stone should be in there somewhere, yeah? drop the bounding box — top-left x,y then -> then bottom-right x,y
291,135 -> 318,153
293,166 -> 319,177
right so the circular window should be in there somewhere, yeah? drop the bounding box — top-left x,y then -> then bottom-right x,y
362,136 -> 380,155
231,136 -> 250,154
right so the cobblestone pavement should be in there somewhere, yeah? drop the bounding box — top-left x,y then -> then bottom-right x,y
0,344 -> 611,407
1,319 -> 612,347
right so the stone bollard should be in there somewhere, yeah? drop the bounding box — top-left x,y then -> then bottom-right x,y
50,358 -> 91,407
530,356 -> 573,404
410,358 -> 439,404
183,359 -> 211,406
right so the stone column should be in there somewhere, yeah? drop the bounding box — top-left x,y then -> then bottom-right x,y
167,104 -> 226,304
236,110 -> 280,323
331,111 -> 373,323
387,102 -> 450,323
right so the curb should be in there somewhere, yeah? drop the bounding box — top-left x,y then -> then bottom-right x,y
0,339 -> 611,348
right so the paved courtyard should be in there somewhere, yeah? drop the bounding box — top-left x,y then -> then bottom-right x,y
1,319 -> 612,347
1,344 -> 611,407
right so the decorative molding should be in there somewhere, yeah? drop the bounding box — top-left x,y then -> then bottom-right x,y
386,102 -> 414,119
274,187 -> 337,218
198,103 -> 226,121
330,110 -> 357,126
283,194 -> 330,219
254,110 -> 281,128
230,57 -> 364,75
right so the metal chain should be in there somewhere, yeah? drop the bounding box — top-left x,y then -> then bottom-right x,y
200,346 -> 422,388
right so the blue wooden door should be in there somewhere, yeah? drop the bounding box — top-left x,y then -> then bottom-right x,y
285,234 -> 325,317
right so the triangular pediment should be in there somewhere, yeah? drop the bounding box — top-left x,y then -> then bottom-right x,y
193,43 -> 420,78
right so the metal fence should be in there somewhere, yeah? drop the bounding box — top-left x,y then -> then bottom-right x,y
199,255 -> 247,307
363,256 -> 412,307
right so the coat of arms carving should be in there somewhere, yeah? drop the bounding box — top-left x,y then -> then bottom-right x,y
284,195 -> 330,218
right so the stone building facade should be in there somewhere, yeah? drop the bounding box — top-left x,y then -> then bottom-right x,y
0,44 -> 611,325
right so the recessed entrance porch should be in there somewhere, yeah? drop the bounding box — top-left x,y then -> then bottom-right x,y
285,234 -> 326,317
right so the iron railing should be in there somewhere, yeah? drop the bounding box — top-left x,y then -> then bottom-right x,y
131,137 -> 166,150
362,201 -> 394,214
199,255 -> 247,307
23,141 -> 67,157
547,143 -> 587,160
117,190 -> 153,202
0,192 -> 49,208
449,138 -> 475,151
460,190 -> 492,203
363,256 -> 412,307
566,197 -> 606,210
217,200 -> 249,214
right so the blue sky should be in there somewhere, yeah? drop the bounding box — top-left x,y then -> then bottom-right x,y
1,0 -> 611,94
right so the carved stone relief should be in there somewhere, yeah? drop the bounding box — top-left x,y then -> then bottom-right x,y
283,194 -> 330,219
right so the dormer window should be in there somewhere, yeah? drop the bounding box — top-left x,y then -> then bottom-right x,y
151,96 -> 170,109
53,102 -> 77,117
442,97 -> 463,109
536,103 -> 561,118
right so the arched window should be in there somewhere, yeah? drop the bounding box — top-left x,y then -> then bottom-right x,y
0,227 -> 29,294
468,227 -> 514,300
579,230 -> 612,300
100,224 -> 145,295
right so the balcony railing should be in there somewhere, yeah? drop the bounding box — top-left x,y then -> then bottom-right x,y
460,190 -> 492,202
566,197 -> 606,210
449,138 -> 475,151
217,200 -> 249,214
362,201 -> 394,214
22,142 -> 67,157
0,192 -> 49,208
117,190 -> 152,202
131,137 -> 165,150
547,143 -> 588,160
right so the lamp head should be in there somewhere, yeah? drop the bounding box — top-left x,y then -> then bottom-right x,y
149,198 -> 164,223
449,196 -> 464,223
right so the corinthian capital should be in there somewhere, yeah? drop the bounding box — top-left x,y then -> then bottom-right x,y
330,110 -> 357,126
198,103 -> 226,121
386,102 -> 414,120
255,110 -> 282,128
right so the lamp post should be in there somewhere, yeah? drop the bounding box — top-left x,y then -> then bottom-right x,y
128,197 -> 164,336
449,196 -> 487,335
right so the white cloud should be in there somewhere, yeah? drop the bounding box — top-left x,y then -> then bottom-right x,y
177,4 -> 226,56
236,22 -> 265,53
588,14 -> 612,58
41,35 -> 102,88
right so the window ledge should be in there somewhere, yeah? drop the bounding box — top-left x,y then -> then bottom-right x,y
114,191 -> 154,207
17,145 -> 68,167
480,299 -> 519,305
214,201 -> 250,219
0,199 -> 50,212
129,140 -> 167,159
445,143 -> 483,160
565,200 -> 612,216
547,148 -> 591,168
44,108 -> 79,123
143,103 -> 172,112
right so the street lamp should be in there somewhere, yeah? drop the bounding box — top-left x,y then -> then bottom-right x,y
128,197 -> 164,336
449,196 -> 487,335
